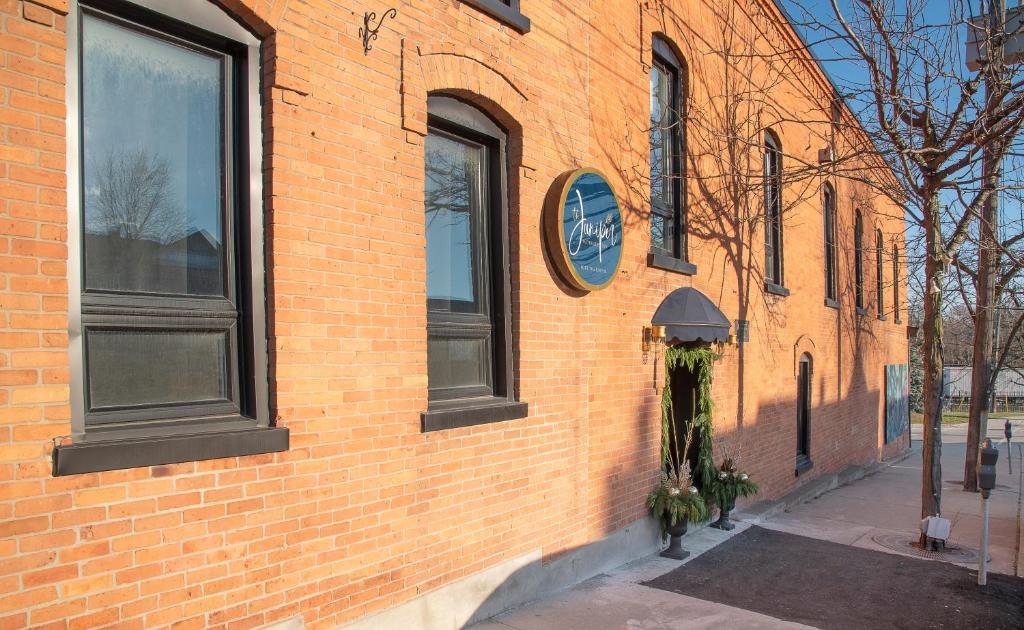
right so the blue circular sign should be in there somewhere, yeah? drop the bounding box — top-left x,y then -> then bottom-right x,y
547,168 -> 624,291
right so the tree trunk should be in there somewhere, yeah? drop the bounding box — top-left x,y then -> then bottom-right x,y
965,0 -> 1006,493
920,192 -> 944,540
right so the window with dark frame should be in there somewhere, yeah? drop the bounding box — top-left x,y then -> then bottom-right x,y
649,38 -> 688,267
55,0 -> 284,476
764,131 -> 784,287
422,96 -> 526,432
796,353 -> 812,474
876,230 -> 885,318
854,210 -> 865,310
823,184 -> 837,303
893,243 -> 901,323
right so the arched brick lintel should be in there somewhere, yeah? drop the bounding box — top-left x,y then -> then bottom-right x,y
402,43 -> 529,143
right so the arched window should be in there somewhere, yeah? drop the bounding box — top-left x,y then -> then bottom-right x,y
797,353 -> 812,474
649,37 -> 689,268
764,131 -> 784,286
422,95 -> 524,430
876,230 -> 885,318
893,243 -> 902,323
57,0 -> 285,475
854,210 -> 865,310
823,184 -> 837,303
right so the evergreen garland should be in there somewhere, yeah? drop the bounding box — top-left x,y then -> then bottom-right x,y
661,345 -> 720,493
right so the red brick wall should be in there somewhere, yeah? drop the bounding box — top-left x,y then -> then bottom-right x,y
0,0 -> 908,628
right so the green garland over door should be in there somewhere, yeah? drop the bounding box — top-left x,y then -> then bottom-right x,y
661,344 -> 720,491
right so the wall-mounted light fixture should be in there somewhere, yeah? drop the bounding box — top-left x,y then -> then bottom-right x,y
642,324 -> 666,363
360,8 -> 397,55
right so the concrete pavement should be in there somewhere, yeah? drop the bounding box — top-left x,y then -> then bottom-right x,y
469,418 -> 1024,629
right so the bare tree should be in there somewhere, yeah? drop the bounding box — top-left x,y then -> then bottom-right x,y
786,0 -> 1024,532
90,148 -> 181,243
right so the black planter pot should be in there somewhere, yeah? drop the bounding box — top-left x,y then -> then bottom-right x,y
711,498 -> 736,531
660,516 -> 690,560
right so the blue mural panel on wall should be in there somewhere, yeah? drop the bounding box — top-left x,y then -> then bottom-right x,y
885,364 -> 909,443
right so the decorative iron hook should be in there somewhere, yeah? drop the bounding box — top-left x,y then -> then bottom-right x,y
360,8 -> 397,55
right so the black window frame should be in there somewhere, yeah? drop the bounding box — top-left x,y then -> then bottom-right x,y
876,229 -> 886,320
823,183 -> 838,306
647,37 -> 694,276
854,209 -> 865,312
55,0 -> 285,476
796,353 -> 813,475
764,130 -> 785,292
421,96 -> 527,432
893,243 -> 902,323
458,0 -> 530,33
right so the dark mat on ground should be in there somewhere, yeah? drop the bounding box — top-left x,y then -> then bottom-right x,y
642,526 -> 1024,629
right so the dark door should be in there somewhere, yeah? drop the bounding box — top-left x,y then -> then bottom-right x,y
796,354 -> 811,473
670,363 -> 703,489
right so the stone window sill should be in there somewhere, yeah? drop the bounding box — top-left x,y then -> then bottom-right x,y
765,282 -> 790,297
795,456 -> 813,477
648,252 -> 697,276
52,427 -> 289,476
422,397 -> 528,432
459,0 -> 530,33
824,298 -> 839,309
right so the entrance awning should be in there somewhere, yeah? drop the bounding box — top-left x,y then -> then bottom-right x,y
652,287 -> 731,344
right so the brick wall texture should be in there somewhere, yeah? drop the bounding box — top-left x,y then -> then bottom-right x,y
0,0 -> 909,628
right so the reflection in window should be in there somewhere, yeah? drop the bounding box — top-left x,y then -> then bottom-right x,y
650,39 -> 686,260
764,131 -> 783,285
854,210 -> 865,309
424,127 -> 493,398
77,7 -> 245,424
823,184 -> 837,302
876,230 -> 885,318
82,15 -> 225,296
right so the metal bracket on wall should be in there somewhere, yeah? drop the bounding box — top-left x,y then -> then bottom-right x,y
360,8 -> 397,55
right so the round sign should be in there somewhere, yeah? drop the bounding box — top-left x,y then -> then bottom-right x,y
546,168 -> 624,291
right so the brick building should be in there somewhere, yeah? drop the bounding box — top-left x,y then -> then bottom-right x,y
0,0 -> 908,628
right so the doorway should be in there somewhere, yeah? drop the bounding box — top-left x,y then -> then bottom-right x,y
670,360 -> 704,490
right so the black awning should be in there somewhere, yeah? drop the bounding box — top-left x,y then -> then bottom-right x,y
652,287 -> 731,344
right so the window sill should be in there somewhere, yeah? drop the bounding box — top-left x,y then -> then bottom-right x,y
795,455 -> 813,477
647,252 -> 697,276
52,427 -> 289,476
856,307 -> 868,317
422,398 -> 528,432
459,0 -> 530,33
824,298 -> 839,309
877,314 -> 887,321
764,282 -> 790,297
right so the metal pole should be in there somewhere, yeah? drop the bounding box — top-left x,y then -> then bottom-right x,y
979,490 -> 990,586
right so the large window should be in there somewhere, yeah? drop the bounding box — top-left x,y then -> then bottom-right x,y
764,131 -> 784,288
823,184 -> 837,304
56,0 -> 284,476
854,210 -> 865,310
649,37 -> 690,273
876,230 -> 885,318
422,96 -> 526,431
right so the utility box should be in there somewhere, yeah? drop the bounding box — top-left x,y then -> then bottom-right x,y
920,515 -> 951,549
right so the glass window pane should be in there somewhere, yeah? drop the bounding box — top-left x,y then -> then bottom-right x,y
82,14 -> 226,297
427,335 -> 492,393
650,64 -> 671,208
86,329 -> 230,410
425,132 -> 486,314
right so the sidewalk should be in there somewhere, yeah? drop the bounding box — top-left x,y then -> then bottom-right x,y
469,418 -> 1024,629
